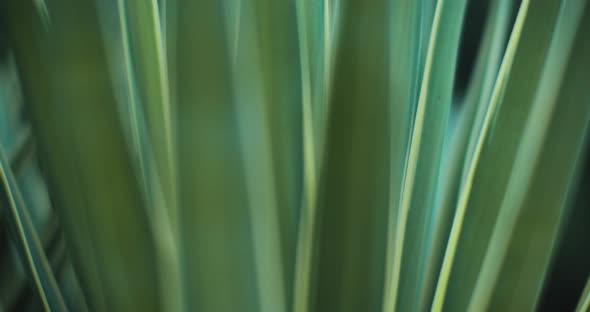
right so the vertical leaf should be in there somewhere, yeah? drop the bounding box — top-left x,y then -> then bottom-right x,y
176,0 -> 258,311
312,0 -> 392,310
249,0 -> 303,309
432,0 -> 584,310
422,0 -> 510,308
122,0 -> 177,224
116,1 -> 183,311
0,143 -> 67,312
473,2 -> 590,310
3,1 -> 161,311
390,0 -> 468,310
382,0 -> 425,311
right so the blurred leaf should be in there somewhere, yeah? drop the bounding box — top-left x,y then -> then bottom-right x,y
433,0 -> 590,310
311,0 -> 392,310
382,0 -> 425,311
2,0 -> 590,311
248,1 -> 304,309
474,2 -> 590,310
389,0 -> 468,310
116,1 -> 183,311
423,1 -> 510,309
577,275 -> 590,312
0,143 -> 67,312
175,0 -> 259,311
3,1 -> 162,311
292,0 -> 336,310
121,0 -> 177,221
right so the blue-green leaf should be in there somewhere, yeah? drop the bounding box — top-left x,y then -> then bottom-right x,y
0,142 -> 67,312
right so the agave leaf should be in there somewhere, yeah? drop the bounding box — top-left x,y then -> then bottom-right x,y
162,0 -> 177,141
0,127 -> 34,307
292,0 -> 316,308
120,0 -> 177,224
432,0 -> 534,307
3,1 -> 161,311
176,0 -> 259,310
577,275 -> 590,312
223,0 -> 242,65
432,0 -> 583,310
225,0 -> 306,310
5,127 -> 33,182
292,0 -> 336,310
390,0 -> 467,310
292,0 -> 345,310
438,0 -> 511,216
309,0 -> 340,157
420,1 -> 511,310
249,1 -> 305,309
0,143 -> 67,312
311,0 -> 421,309
115,1 -> 183,311
473,2 -> 590,310
381,0 -> 425,311
296,0 -> 340,159
297,0 -> 328,138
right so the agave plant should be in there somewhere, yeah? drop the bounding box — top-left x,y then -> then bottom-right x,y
0,0 -> 589,311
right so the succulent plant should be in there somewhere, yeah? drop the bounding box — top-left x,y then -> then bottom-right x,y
0,0 -> 589,311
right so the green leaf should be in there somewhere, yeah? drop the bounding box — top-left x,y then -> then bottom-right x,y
472,2 -> 590,310
120,0 -> 177,223
3,1 -> 162,311
388,0 -> 468,310
382,0 -> 425,311
432,0 -> 590,310
309,0 -> 422,309
577,275 -> 590,312
248,1 -> 305,310
226,0 -> 307,310
0,142 -> 67,312
4,1 -> 590,311
175,0 -> 259,310
115,1 -> 183,311
292,0 -> 337,310
422,1 -> 511,310
296,0 -> 339,143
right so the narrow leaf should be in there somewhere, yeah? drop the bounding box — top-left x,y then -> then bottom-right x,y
474,2 -> 590,309
422,2 -> 511,310
432,0 -> 581,310
390,0 -> 468,310
577,275 -> 590,312
0,142 -> 67,312
4,1 -> 162,311
115,1 -> 183,311
176,0 -> 259,310
382,0 -> 425,311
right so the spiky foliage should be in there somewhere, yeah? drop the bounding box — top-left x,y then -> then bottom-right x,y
1,0 -> 590,311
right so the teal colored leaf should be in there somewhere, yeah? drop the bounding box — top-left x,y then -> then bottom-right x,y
382,0 -> 426,311
472,2 -> 590,309
389,0 -> 468,310
3,1 -> 162,311
292,0 -> 336,310
432,0 -> 590,310
175,0 -> 258,310
422,1 -> 511,310
0,143 -> 67,312
115,1 -> 183,311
